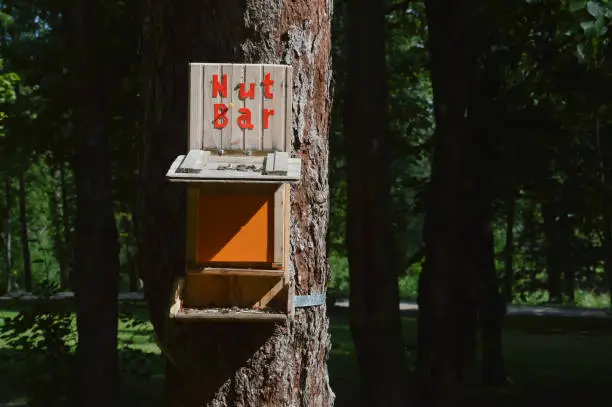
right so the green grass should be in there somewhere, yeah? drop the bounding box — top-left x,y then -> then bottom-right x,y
2,303 -> 612,406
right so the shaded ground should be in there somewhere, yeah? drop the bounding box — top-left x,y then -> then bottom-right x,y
1,302 -> 612,406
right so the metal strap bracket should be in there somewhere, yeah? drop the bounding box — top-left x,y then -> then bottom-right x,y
294,293 -> 327,308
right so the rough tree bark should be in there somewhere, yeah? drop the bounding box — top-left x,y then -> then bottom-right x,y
138,1 -> 334,406
416,0 -> 478,405
70,0 -> 121,405
344,0 -> 408,405
18,168 -> 31,291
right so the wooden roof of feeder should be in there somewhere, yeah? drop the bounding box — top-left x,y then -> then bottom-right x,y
166,150 -> 301,183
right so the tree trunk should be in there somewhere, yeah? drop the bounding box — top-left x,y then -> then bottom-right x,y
559,212 -> 574,304
138,1 -> 334,406
344,0 -> 408,405
70,0 -> 121,406
417,0 -> 477,405
542,202 -> 562,304
50,166 -> 67,287
59,161 -> 73,288
464,114 -> 506,386
18,167 -> 32,291
503,196 -> 515,302
3,177 -> 14,292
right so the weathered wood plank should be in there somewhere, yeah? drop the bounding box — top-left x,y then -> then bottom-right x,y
187,267 -> 285,276
262,65 -> 286,151
178,150 -> 210,173
189,64 -> 204,150
273,184 -> 285,265
228,64 -> 245,150
244,64 -> 262,151
219,64 -> 233,150
166,154 -> 302,182
256,278 -> 285,309
172,308 -> 287,322
273,152 -> 289,173
203,64 -> 221,150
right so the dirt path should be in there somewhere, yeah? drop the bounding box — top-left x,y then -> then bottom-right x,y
1,291 -> 610,318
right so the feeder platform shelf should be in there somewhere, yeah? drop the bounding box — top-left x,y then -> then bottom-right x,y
166,150 -> 301,183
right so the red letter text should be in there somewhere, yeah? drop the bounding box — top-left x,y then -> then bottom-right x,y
263,109 -> 275,129
239,83 -> 255,100
212,74 -> 228,98
238,108 -> 255,130
262,73 -> 274,99
213,103 -> 228,129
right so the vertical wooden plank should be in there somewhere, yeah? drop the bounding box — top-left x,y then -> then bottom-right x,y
285,66 -> 293,153
202,64 -> 221,150
244,64 -> 262,151
186,186 -> 199,267
262,65 -> 287,151
273,184 -> 285,265
284,184 -> 293,315
189,64 -> 204,150
219,64 -> 233,150
228,64 -> 245,151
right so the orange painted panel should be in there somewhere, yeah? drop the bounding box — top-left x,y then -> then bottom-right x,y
195,192 -> 274,263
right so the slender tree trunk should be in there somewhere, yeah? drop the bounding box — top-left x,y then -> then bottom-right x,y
59,161 -> 73,288
465,116 -> 506,386
595,115 -> 612,309
18,168 -> 32,291
503,196 -> 515,302
50,167 -> 67,287
543,202 -> 562,304
70,1 -> 121,406
559,212 -> 574,304
477,225 -> 506,385
139,1 -> 334,406
3,177 -> 14,292
344,0 -> 408,405
417,0 -> 477,405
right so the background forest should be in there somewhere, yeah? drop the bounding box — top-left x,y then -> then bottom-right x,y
2,1 -> 612,307
2,0 -> 612,406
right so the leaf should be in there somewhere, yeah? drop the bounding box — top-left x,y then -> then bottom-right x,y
570,0 -> 588,11
581,19 -> 600,37
587,1 -> 604,17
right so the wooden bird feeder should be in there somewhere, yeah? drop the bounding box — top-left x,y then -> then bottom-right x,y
166,63 -> 299,322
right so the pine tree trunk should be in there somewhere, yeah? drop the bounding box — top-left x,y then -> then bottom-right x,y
417,0 -> 477,404
70,0 -> 121,405
138,1 -> 334,406
18,168 -> 32,292
344,0 -> 408,405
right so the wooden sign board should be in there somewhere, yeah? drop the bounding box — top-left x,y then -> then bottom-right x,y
189,63 -> 293,153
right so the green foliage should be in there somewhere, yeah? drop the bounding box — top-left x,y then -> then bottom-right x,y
0,281 -> 75,406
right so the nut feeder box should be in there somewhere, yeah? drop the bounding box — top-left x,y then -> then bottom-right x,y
166,63 -> 300,322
